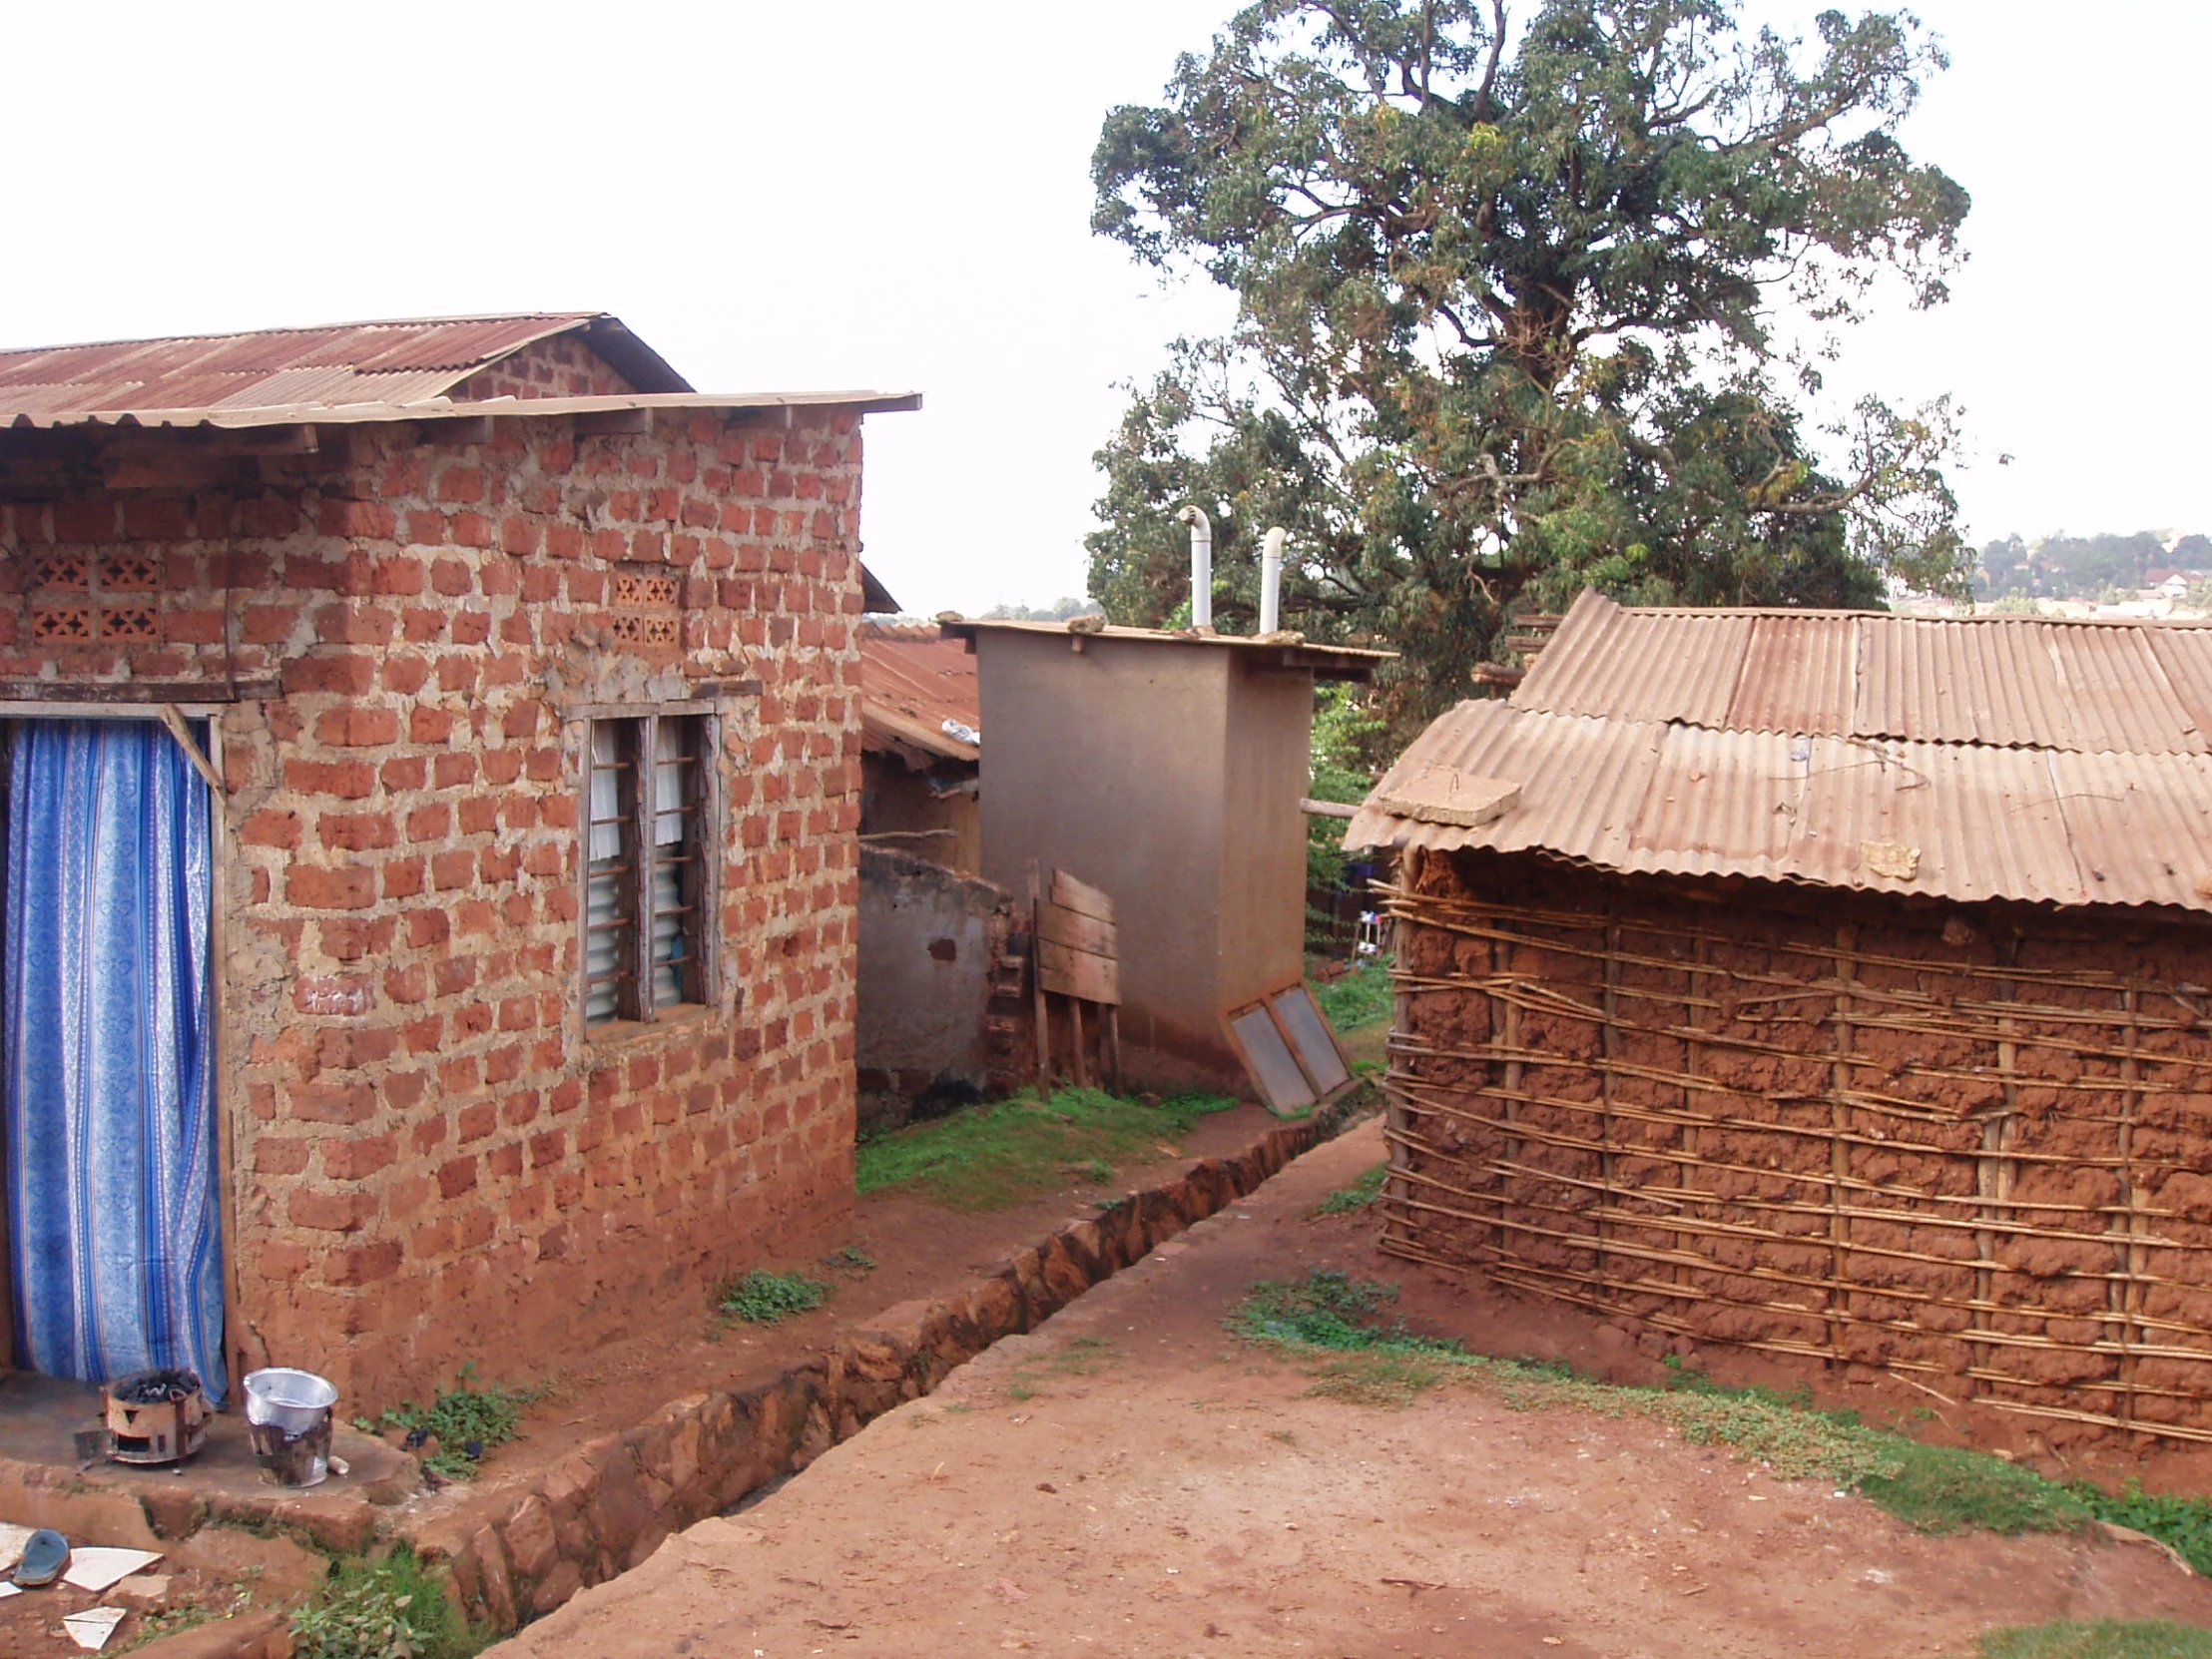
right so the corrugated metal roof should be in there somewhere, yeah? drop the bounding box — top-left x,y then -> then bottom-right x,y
1513,589 -> 2212,755
1348,702 -> 2212,910
860,625 -> 981,764
1359,590 -> 2212,912
0,312 -> 717,428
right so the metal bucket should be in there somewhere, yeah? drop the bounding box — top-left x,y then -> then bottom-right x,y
243,1368 -> 337,1486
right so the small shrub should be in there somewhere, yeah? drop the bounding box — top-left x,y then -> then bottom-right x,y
1315,1162 -> 1387,1215
291,1550 -> 485,1659
718,1269 -> 830,1324
377,1365 -> 541,1481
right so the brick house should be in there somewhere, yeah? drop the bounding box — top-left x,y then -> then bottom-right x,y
0,313 -> 915,1409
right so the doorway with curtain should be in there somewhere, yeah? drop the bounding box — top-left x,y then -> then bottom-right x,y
0,717 -> 226,1403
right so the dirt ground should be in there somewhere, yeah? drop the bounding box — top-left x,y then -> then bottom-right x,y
495,1119 -> 2212,1659
0,1524 -> 324,1659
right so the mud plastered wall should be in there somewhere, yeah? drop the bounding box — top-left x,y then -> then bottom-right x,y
0,400 -> 865,1408
1382,846 -> 2212,1445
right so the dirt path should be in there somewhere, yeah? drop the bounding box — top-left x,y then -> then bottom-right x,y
495,1122 -> 2212,1659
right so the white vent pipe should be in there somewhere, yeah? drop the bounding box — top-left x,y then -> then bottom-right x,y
1260,526 -> 1287,635
1176,504 -> 1213,630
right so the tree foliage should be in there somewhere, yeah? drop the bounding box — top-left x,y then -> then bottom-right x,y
1089,0 -> 1972,733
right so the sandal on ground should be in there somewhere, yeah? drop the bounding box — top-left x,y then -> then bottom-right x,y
13,1530 -> 68,1588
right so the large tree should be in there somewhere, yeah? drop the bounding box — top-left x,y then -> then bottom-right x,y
1089,0 -> 1971,734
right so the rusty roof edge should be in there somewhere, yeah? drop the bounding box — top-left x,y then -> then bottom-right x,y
938,617 -> 1393,672
1,389 -> 924,431
861,704 -> 978,764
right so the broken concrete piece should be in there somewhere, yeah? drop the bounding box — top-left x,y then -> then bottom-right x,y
0,1523 -> 31,1575
1374,766 -> 1520,829
64,1548 -> 163,1594
63,1608 -> 126,1652
1860,839 -> 1922,880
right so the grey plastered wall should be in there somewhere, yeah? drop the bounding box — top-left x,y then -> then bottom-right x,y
855,846 -> 1007,1129
971,629 -> 1314,1092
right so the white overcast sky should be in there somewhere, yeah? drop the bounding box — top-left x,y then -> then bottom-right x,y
1,1 -> 2203,612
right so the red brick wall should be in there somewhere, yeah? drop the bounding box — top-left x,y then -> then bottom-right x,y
0,406 -> 865,1408
453,334 -> 639,402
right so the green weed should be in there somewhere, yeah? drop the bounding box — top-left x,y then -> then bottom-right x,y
717,1270 -> 830,1324
291,1548 -> 489,1659
1314,1162 -> 1387,1215
1978,1622 -> 2212,1659
376,1366 -> 541,1482
824,1246 -> 877,1275
2072,1483 -> 2212,1577
1312,957 -> 1393,1032
854,1087 -> 1237,1212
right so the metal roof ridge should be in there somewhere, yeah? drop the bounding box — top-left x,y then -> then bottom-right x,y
0,311 -> 604,358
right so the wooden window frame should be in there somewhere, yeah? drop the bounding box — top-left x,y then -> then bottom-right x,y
580,708 -> 720,1030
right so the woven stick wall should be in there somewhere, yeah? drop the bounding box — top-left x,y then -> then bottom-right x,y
1377,852 -> 2212,1444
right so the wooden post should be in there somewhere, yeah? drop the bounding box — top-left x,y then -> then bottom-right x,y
1104,1005 -> 1123,1093
1828,923 -> 1857,1366
1070,999 -> 1089,1089
1028,860 -> 1050,1085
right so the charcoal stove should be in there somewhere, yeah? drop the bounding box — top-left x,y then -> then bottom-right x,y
99,1369 -> 209,1464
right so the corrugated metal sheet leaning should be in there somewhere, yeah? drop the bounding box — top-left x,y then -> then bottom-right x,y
1349,590 -> 2212,914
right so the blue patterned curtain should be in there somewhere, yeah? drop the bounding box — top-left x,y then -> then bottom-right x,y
4,720 -> 225,1403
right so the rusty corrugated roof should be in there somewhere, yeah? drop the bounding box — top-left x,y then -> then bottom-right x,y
1354,590 -> 2212,912
860,625 -> 980,764
1513,589 -> 2212,755
0,312 -> 703,427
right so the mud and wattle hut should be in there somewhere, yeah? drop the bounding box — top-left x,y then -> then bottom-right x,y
1349,590 -> 2212,1444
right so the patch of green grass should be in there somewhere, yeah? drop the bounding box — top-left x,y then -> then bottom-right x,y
1859,1441 -> 2089,1536
1978,1621 -> 2212,1659
291,1548 -> 490,1659
1226,1270 -> 2212,1562
1312,957 -> 1394,1032
376,1365 -> 541,1482
1315,1162 -> 1387,1215
824,1246 -> 877,1275
854,1087 -> 1237,1212
717,1269 -> 830,1324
